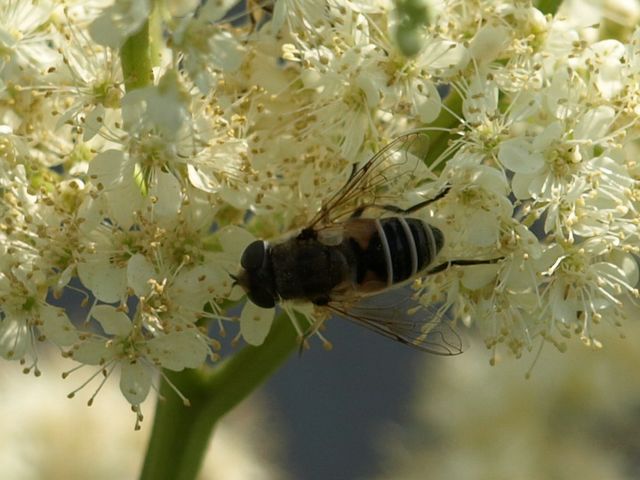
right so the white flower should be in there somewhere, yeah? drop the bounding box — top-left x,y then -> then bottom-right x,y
0,0 -> 58,78
437,164 -> 512,250
76,224 -> 130,304
70,303 -> 212,408
537,242 -> 639,347
89,0 -> 151,48
587,39 -> 626,99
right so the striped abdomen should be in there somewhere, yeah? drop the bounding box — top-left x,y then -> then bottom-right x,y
345,217 -> 444,292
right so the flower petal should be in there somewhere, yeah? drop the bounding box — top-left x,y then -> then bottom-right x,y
127,254 -> 155,297
39,305 -> 77,346
240,301 -> 275,346
91,305 -> 132,337
146,331 -> 208,370
119,361 -> 152,405
78,254 -> 127,304
498,138 -> 544,174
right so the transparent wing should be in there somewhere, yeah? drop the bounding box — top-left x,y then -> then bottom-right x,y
308,132 -> 433,229
327,289 -> 464,355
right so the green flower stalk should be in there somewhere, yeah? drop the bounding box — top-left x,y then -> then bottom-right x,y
1,0 -> 640,478
395,0 -> 431,56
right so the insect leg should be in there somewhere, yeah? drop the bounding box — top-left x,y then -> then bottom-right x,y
426,258 -> 502,275
350,185 -> 451,218
399,185 -> 451,213
298,315 -> 327,355
347,162 -> 359,181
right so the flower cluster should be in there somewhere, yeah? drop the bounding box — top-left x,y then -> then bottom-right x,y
418,0 -> 640,360
0,0 -> 639,413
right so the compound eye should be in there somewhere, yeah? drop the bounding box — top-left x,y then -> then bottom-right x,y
247,288 -> 275,309
241,241 -> 266,271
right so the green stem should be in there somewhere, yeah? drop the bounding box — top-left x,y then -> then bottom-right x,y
536,0 -> 562,15
120,21 -> 153,91
139,315 -> 298,480
426,89 -> 463,169
394,0 -> 431,57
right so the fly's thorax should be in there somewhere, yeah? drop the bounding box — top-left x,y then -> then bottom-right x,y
269,236 -> 352,304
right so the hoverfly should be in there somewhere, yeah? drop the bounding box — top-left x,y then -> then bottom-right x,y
234,133 -> 500,354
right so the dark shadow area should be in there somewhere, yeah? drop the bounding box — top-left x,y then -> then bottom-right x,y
264,318 -> 431,480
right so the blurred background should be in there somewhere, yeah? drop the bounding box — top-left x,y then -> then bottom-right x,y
2,317 -> 640,480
